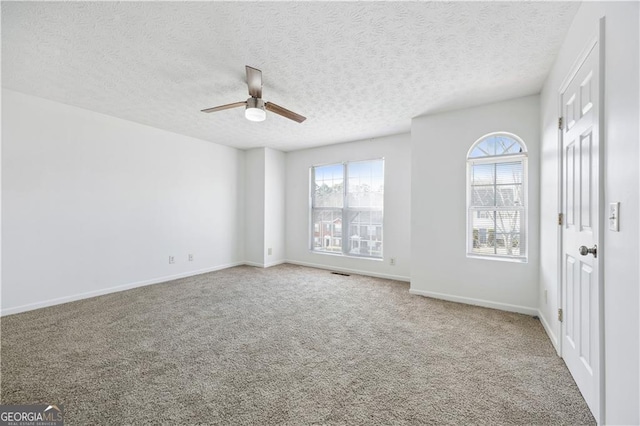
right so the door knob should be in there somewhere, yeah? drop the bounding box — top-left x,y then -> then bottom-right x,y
579,245 -> 597,258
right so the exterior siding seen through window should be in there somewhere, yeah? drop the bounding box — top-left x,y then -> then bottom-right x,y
467,133 -> 527,261
311,159 -> 384,258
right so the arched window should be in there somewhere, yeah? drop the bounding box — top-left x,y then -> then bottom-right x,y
467,133 -> 527,261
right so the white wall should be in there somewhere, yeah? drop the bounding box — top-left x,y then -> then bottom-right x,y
539,2 -> 639,424
243,147 -> 286,268
264,148 -> 286,267
410,95 -> 540,315
2,89 -> 245,315
243,148 -> 266,266
285,134 -> 411,281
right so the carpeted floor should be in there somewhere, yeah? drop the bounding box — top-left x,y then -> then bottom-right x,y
1,264 -> 594,425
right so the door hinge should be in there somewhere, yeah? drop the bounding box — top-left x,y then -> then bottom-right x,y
558,308 -> 563,322
558,117 -> 563,130
558,213 -> 563,226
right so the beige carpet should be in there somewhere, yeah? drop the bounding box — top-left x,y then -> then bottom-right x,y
1,264 -> 594,425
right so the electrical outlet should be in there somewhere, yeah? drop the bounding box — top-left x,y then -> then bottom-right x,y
268,248 -> 272,256
544,289 -> 548,304
188,254 -> 194,261
390,257 -> 396,266
169,256 -> 175,264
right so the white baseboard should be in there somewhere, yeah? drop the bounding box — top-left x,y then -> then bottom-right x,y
284,259 -> 410,282
244,260 -> 287,269
408,288 -> 538,316
537,309 -> 560,355
1,261 -> 245,317
265,260 -> 286,268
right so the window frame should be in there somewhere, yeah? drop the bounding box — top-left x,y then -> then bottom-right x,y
309,158 -> 385,260
466,133 -> 528,262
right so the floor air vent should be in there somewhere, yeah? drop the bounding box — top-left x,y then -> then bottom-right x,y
331,271 -> 351,276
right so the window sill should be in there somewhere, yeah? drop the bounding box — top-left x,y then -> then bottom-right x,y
466,254 -> 528,264
310,250 -> 384,262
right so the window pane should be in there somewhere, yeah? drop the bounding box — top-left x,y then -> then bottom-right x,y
496,162 -> 522,185
471,163 -> 494,185
495,233 -> 522,256
469,138 -> 497,157
471,210 -> 523,256
471,162 -> 523,208
313,163 -> 343,208
310,159 -> 384,259
471,211 -> 496,254
495,210 -> 521,234
347,160 -> 384,208
494,136 -> 520,155
346,210 -> 383,257
496,184 -> 523,207
472,185 -> 495,207
312,209 -> 343,253
468,136 -> 525,158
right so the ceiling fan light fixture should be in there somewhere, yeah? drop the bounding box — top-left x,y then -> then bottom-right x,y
245,97 -> 266,122
201,66 -> 306,123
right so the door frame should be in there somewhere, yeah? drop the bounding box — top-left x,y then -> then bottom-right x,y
556,17 -> 606,424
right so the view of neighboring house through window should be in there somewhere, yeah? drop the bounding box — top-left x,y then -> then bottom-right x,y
467,133 -> 527,261
311,159 -> 384,258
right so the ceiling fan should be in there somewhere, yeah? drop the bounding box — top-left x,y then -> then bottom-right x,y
201,66 -> 306,123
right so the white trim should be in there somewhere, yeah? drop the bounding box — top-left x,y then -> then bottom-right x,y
558,35 -> 598,95
466,253 -> 528,263
467,131 -> 528,158
0,261 -> 245,317
538,309 -> 560,355
467,153 -> 527,165
265,260 -> 287,268
408,288 -> 537,316
245,260 -> 287,268
310,250 -> 384,262
1,259 -> 406,317
284,259 -> 410,282
555,55 -> 565,361
596,18 -> 606,424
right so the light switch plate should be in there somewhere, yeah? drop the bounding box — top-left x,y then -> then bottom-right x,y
609,202 -> 620,231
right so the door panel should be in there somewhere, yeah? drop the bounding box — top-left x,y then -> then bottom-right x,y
566,255 -> 576,346
566,142 -> 576,226
580,130 -> 593,231
561,39 -> 601,421
580,263 -> 592,370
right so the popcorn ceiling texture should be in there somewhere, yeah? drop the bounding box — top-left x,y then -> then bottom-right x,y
1,2 -> 579,151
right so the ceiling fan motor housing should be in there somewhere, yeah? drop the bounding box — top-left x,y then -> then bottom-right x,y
245,97 -> 266,121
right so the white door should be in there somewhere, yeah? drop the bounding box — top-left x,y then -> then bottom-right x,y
560,36 -> 602,421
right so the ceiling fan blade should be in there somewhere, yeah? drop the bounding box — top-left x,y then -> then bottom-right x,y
246,66 -> 262,98
201,101 -> 246,113
265,102 -> 306,123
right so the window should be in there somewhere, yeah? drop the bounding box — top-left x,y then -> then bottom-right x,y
467,133 -> 527,261
311,159 -> 384,258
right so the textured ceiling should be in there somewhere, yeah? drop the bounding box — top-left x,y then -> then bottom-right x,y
2,2 -> 580,152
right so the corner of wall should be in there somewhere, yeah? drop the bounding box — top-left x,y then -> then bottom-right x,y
243,147 -> 287,267
537,309 -> 560,354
